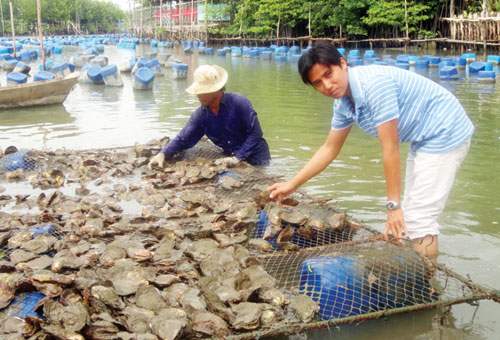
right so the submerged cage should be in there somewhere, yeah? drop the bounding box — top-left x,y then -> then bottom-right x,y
0,140 -> 499,339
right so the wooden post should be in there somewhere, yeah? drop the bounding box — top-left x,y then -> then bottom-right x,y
36,0 -> 45,71
8,0 -> 15,57
403,0 -> 409,51
308,4 -> 311,38
140,1 -> 143,40
204,0 -> 208,44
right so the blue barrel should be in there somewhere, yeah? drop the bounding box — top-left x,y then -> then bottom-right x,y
439,59 -> 456,68
374,60 -> 388,65
171,63 -> 188,79
289,46 -> 300,55
145,59 -> 160,69
52,45 -> 63,54
349,58 -> 363,67
19,51 -> 32,62
216,48 -> 228,56
364,50 -> 375,59
457,57 -> 467,68
100,64 -> 118,78
439,66 -> 458,80
395,62 -> 410,70
204,47 -> 214,55
87,65 -> 104,84
348,49 -> 360,58
363,57 -> 377,65
408,55 -> 418,65
231,46 -> 242,57
50,62 -> 70,76
478,70 -> 496,82
299,256 -> 371,319
461,52 -> 476,62
134,67 -> 155,87
7,72 -> 28,84
484,62 -> 494,71
275,46 -> 289,55
150,39 -> 158,48
34,71 -> 56,82
415,58 -> 429,69
486,55 -> 500,64
259,51 -> 272,60
337,47 -> 345,56
469,61 -> 486,73
274,54 -> 287,62
396,55 -> 409,64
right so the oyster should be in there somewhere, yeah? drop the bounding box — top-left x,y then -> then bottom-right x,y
185,238 -> 219,262
280,209 -> 308,226
150,308 -> 187,340
288,294 -> 319,322
91,285 -> 125,309
135,285 -> 167,311
328,212 -> 347,229
258,287 -> 288,307
191,311 -> 229,338
230,302 -> 263,330
44,300 -> 89,332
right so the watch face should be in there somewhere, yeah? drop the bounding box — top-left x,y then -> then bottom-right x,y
386,201 -> 398,210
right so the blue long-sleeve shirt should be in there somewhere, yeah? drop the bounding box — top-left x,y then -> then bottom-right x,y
161,92 -> 271,165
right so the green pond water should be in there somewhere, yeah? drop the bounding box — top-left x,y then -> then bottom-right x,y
0,45 -> 499,339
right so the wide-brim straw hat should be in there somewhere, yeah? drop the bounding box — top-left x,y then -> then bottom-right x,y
186,64 -> 228,95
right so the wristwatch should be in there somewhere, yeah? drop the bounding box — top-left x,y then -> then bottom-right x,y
386,200 -> 401,210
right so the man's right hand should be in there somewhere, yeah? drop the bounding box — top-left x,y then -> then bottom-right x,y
267,181 -> 297,202
148,152 -> 165,169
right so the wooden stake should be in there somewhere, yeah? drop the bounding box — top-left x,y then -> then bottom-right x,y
36,0 -> 46,71
8,0 -> 15,57
0,0 -> 5,36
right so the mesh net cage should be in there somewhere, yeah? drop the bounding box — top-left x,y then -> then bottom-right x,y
1,140 -> 499,339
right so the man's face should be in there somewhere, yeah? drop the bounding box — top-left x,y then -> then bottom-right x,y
307,59 -> 349,99
197,91 -> 219,107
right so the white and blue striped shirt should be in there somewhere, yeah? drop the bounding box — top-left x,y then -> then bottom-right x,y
332,65 -> 474,153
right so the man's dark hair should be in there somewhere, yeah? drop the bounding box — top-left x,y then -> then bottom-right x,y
298,43 -> 343,85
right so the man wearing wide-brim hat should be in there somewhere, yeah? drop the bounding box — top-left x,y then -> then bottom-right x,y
149,64 -> 270,168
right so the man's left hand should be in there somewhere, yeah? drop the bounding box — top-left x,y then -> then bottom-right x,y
384,208 -> 406,241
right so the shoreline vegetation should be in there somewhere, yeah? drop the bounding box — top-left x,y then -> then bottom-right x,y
0,0 -> 498,50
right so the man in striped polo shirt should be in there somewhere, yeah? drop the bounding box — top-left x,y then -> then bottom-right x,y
268,43 -> 474,263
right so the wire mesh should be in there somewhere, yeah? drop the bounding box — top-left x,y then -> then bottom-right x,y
0,150 -> 40,174
1,142 -> 499,340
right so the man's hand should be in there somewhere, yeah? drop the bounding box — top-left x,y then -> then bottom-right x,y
267,181 -> 297,202
214,156 -> 240,167
384,208 -> 406,241
148,152 -> 165,169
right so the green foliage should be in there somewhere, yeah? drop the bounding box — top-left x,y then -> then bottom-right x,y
1,0 -> 125,35
363,0 -> 431,35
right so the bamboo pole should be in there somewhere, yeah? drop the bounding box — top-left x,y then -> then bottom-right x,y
36,0 -> 46,71
190,0 -> 194,39
0,0 -> 5,36
8,0 -> 15,58
159,0 -> 163,29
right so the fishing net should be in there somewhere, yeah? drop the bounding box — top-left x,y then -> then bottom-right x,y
0,140 -> 499,339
